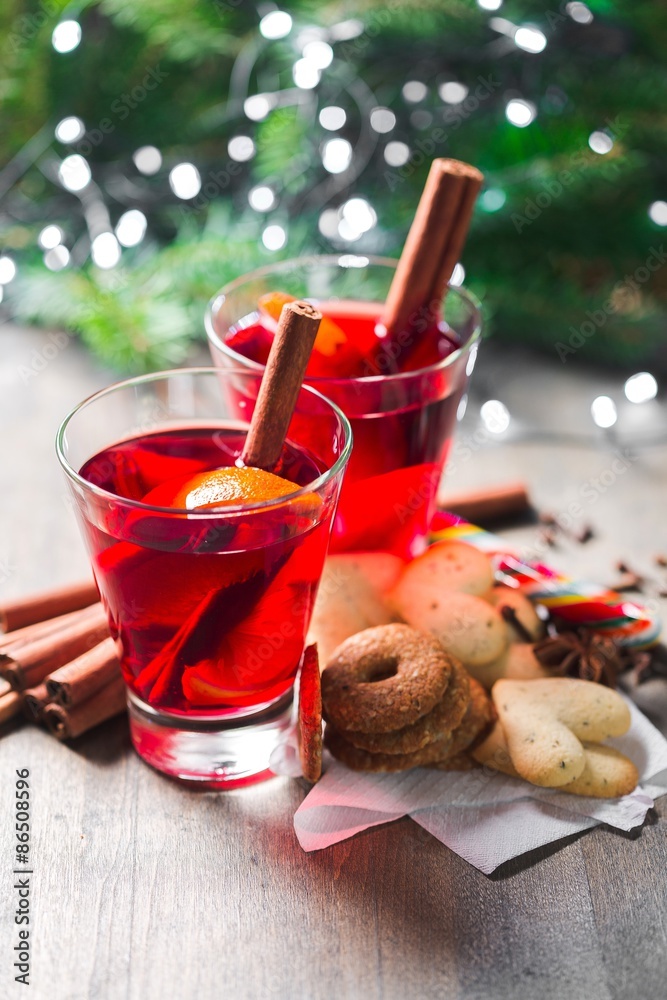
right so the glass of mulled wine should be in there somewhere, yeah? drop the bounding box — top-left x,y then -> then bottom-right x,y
206,255 -> 482,561
56,368 -> 351,787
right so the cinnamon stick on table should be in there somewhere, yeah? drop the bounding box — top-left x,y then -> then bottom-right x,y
380,158 -> 483,343
0,603 -> 104,656
439,482 -> 532,524
0,604 -> 109,691
43,676 -> 127,740
0,689 -> 22,725
47,637 -> 120,708
23,683 -> 51,720
0,579 -> 99,633
241,300 -> 322,471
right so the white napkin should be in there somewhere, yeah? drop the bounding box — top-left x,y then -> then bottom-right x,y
275,699 -> 667,873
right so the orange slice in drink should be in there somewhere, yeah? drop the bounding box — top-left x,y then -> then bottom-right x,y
142,465 -> 318,512
258,290 -> 347,357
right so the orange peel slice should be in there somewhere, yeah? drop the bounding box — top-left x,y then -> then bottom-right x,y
258,290 -> 347,357
142,466 -> 319,513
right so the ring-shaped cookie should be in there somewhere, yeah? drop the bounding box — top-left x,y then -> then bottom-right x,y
324,725 -> 458,772
321,624 -> 451,734
341,659 -> 470,755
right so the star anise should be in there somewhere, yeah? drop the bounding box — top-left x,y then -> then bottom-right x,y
533,630 -> 624,687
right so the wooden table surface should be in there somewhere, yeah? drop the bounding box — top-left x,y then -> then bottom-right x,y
1,325 -> 667,1000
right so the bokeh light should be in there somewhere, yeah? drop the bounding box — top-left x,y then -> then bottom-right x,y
319,107 -> 347,131
38,226 -> 63,250
322,138 -> 352,174
439,82 -> 469,104
259,11 -> 292,40
55,117 -> 85,143
402,81 -> 427,103
589,131 -> 614,154
91,233 -> 121,269
58,155 -> 91,192
262,224 -> 287,251
115,210 -> 147,248
624,372 -> 658,404
52,21 -> 81,53
228,136 -> 255,162
514,27 -> 547,53
505,99 -> 537,127
480,400 -> 511,434
370,108 -> 396,134
384,142 -> 411,167
44,246 -> 70,271
591,395 -> 617,428
168,163 -> 201,199
0,256 -> 17,284
133,146 -> 162,175
248,186 -> 276,212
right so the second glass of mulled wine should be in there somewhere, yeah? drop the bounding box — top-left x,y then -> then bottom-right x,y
207,255 -> 481,560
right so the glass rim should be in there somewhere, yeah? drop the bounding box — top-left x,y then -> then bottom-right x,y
56,366 -> 353,517
205,253 -> 483,385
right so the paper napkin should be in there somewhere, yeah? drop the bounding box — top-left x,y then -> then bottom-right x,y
272,699 -> 667,873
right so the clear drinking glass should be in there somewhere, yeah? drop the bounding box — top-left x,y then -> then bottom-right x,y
56,368 -> 351,787
206,255 -> 482,560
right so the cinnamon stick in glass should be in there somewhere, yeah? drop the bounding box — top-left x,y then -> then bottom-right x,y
43,677 -> 127,740
241,300 -> 322,471
0,579 -> 99,633
0,604 -> 109,691
46,637 -> 120,708
380,158 -> 483,347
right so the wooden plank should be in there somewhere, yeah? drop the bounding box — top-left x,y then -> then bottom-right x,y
1,328 -> 666,1000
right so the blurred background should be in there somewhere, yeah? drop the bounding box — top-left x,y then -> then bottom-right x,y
1,0 -> 666,383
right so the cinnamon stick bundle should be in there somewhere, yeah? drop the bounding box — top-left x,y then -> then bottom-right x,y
380,158 -> 483,346
1,579 -> 99,633
0,604 -> 109,691
46,637 -> 120,708
43,677 -> 127,740
0,603 -> 104,656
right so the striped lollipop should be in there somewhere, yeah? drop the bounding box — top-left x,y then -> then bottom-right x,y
430,511 -> 661,649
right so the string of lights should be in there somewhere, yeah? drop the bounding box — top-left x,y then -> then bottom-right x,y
0,0 -> 664,423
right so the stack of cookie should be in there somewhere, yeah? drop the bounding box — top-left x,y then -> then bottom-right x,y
321,623 -> 495,772
388,540 -> 548,688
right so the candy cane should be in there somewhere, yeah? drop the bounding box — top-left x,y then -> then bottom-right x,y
431,512 -> 660,648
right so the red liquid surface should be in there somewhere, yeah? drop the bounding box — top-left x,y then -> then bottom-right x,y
225,301 -> 466,559
79,428 -> 331,717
